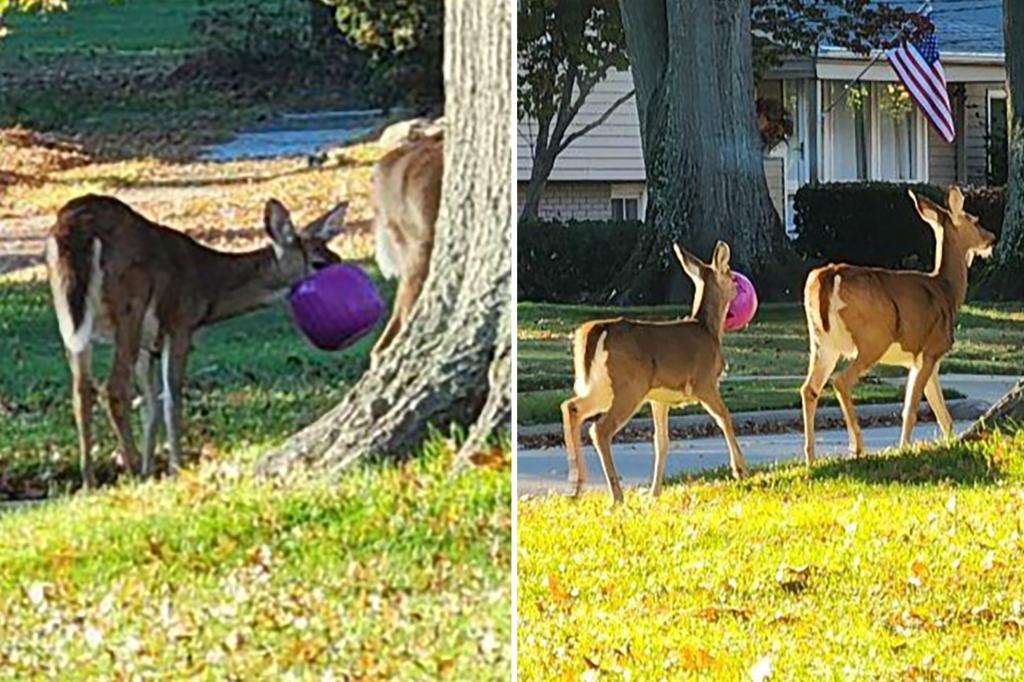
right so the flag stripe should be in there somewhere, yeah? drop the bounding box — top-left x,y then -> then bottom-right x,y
904,45 -> 954,124
888,48 -> 955,141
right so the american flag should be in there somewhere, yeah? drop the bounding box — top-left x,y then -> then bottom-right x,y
885,28 -> 955,143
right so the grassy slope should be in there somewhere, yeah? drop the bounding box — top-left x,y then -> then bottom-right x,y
0,443 -> 511,679
517,301 -> 1024,425
518,431 -> 1024,680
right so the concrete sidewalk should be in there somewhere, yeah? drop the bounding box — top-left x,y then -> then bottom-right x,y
518,421 -> 971,496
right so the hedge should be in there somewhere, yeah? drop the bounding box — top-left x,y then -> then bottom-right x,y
517,220 -> 641,303
793,182 -> 1005,271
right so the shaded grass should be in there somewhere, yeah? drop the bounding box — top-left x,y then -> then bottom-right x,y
0,274 -> 394,491
0,440 -> 511,679
517,430 -> 1024,680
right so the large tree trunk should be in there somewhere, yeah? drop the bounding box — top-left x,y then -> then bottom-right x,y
608,0 -> 796,304
259,0 -> 511,477
983,0 -> 1024,299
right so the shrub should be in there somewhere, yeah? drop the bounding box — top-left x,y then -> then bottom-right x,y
793,182 -> 1005,271
518,220 -> 641,303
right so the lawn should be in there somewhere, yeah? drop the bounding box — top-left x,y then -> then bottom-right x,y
517,429 -> 1024,680
517,301 -> 1024,426
0,439 -> 511,679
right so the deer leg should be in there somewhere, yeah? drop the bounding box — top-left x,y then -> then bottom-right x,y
588,393 -> 642,504
69,347 -> 97,490
800,344 -> 840,465
650,401 -> 671,496
371,248 -> 430,368
923,364 -> 954,440
697,388 -> 747,479
104,313 -> 144,476
161,334 -> 191,474
831,350 -> 883,457
900,357 -> 937,449
561,393 -> 606,496
135,351 -> 161,478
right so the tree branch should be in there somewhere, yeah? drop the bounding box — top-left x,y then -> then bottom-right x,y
558,87 -> 635,154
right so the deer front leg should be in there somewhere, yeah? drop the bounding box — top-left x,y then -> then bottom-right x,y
135,351 -> 161,478
800,345 -> 839,465
650,400 -> 670,496
160,334 -> 191,474
699,390 -> 747,479
69,348 -> 97,489
923,365 -> 954,439
900,358 -> 937,449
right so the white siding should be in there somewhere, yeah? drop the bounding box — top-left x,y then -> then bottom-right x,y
517,69 -> 645,182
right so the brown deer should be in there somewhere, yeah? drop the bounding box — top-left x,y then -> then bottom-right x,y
800,186 -> 996,464
45,194 -> 348,487
561,242 -> 748,503
370,133 -> 442,368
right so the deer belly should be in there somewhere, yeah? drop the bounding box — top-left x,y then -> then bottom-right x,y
647,387 -> 697,406
878,343 -> 919,368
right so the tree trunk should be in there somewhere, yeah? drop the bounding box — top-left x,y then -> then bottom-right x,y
519,145 -> 555,221
309,0 -> 338,53
964,378 -> 1024,440
608,0 -> 796,304
983,0 -> 1024,299
258,0 -> 511,477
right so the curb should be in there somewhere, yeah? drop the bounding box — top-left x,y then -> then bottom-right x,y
517,398 -> 990,441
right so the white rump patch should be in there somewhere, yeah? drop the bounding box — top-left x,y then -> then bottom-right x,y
374,217 -> 400,280
824,275 -> 858,358
573,330 -> 612,413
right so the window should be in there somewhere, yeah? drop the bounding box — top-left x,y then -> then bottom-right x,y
611,197 -> 639,221
988,90 -> 1008,185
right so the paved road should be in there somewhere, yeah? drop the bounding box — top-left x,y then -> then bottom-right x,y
517,421 -> 972,496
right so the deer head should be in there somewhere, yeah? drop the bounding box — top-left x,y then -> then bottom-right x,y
909,186 -> 997,270
264,199 -> 349,279
673,241 -> 737,334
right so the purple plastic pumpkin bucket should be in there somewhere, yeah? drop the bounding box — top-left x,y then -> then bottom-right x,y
288,264 -> 385,351
723,271 -> 758,332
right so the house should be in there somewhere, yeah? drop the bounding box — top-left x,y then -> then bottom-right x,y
516,1 -> 1008,229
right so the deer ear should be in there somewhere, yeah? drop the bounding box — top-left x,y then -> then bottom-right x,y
713,240 -> 731,271
673,243 -> 703,283
308,201 -> 348,241
908,190 -> 945,231
264,199 -> 297,252
947,185 -> 965,216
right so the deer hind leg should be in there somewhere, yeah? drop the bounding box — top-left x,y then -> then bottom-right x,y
588,389 -> 643,504
135,351 -> 161,478
696,387 -> 747,479
800,344 -> 840,465
561,392 -> 608,496
103,309 -> 144,476
923,364 -> 954,440
650,401 -> 672,496
370,246 -> 429,368
69,347 -> 97,489
831,348 -> 884,456
161,333 -> 191,474
900,357 -> 937,449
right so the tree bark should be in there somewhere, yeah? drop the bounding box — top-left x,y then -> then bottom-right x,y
258,0 -> 511,477
608,0 -> 797,304
983,0 -> 1024,299
964,378 -> 1024,439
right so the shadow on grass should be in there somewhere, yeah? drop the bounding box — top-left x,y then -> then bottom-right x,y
671,442 -> 1000,490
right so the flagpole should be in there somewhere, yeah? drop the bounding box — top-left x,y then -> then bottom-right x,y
820,0 -> 931,119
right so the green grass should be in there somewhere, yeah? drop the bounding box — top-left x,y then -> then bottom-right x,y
517,301 -> 1024,425
0,0 -> 291,56
0,439 -> 511,679
518,430 -> 1024,680
0,274 -> 392,491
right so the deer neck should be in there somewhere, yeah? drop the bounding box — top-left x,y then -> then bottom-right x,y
932,231 -> 969,309
199,247 -> 293,325
692,283 -> 728,341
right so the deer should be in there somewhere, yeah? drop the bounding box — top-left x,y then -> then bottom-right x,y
561,241 -> 748,503
45,194 -> 348,488
370,132 -> 442,369
800,185 -> 997,465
